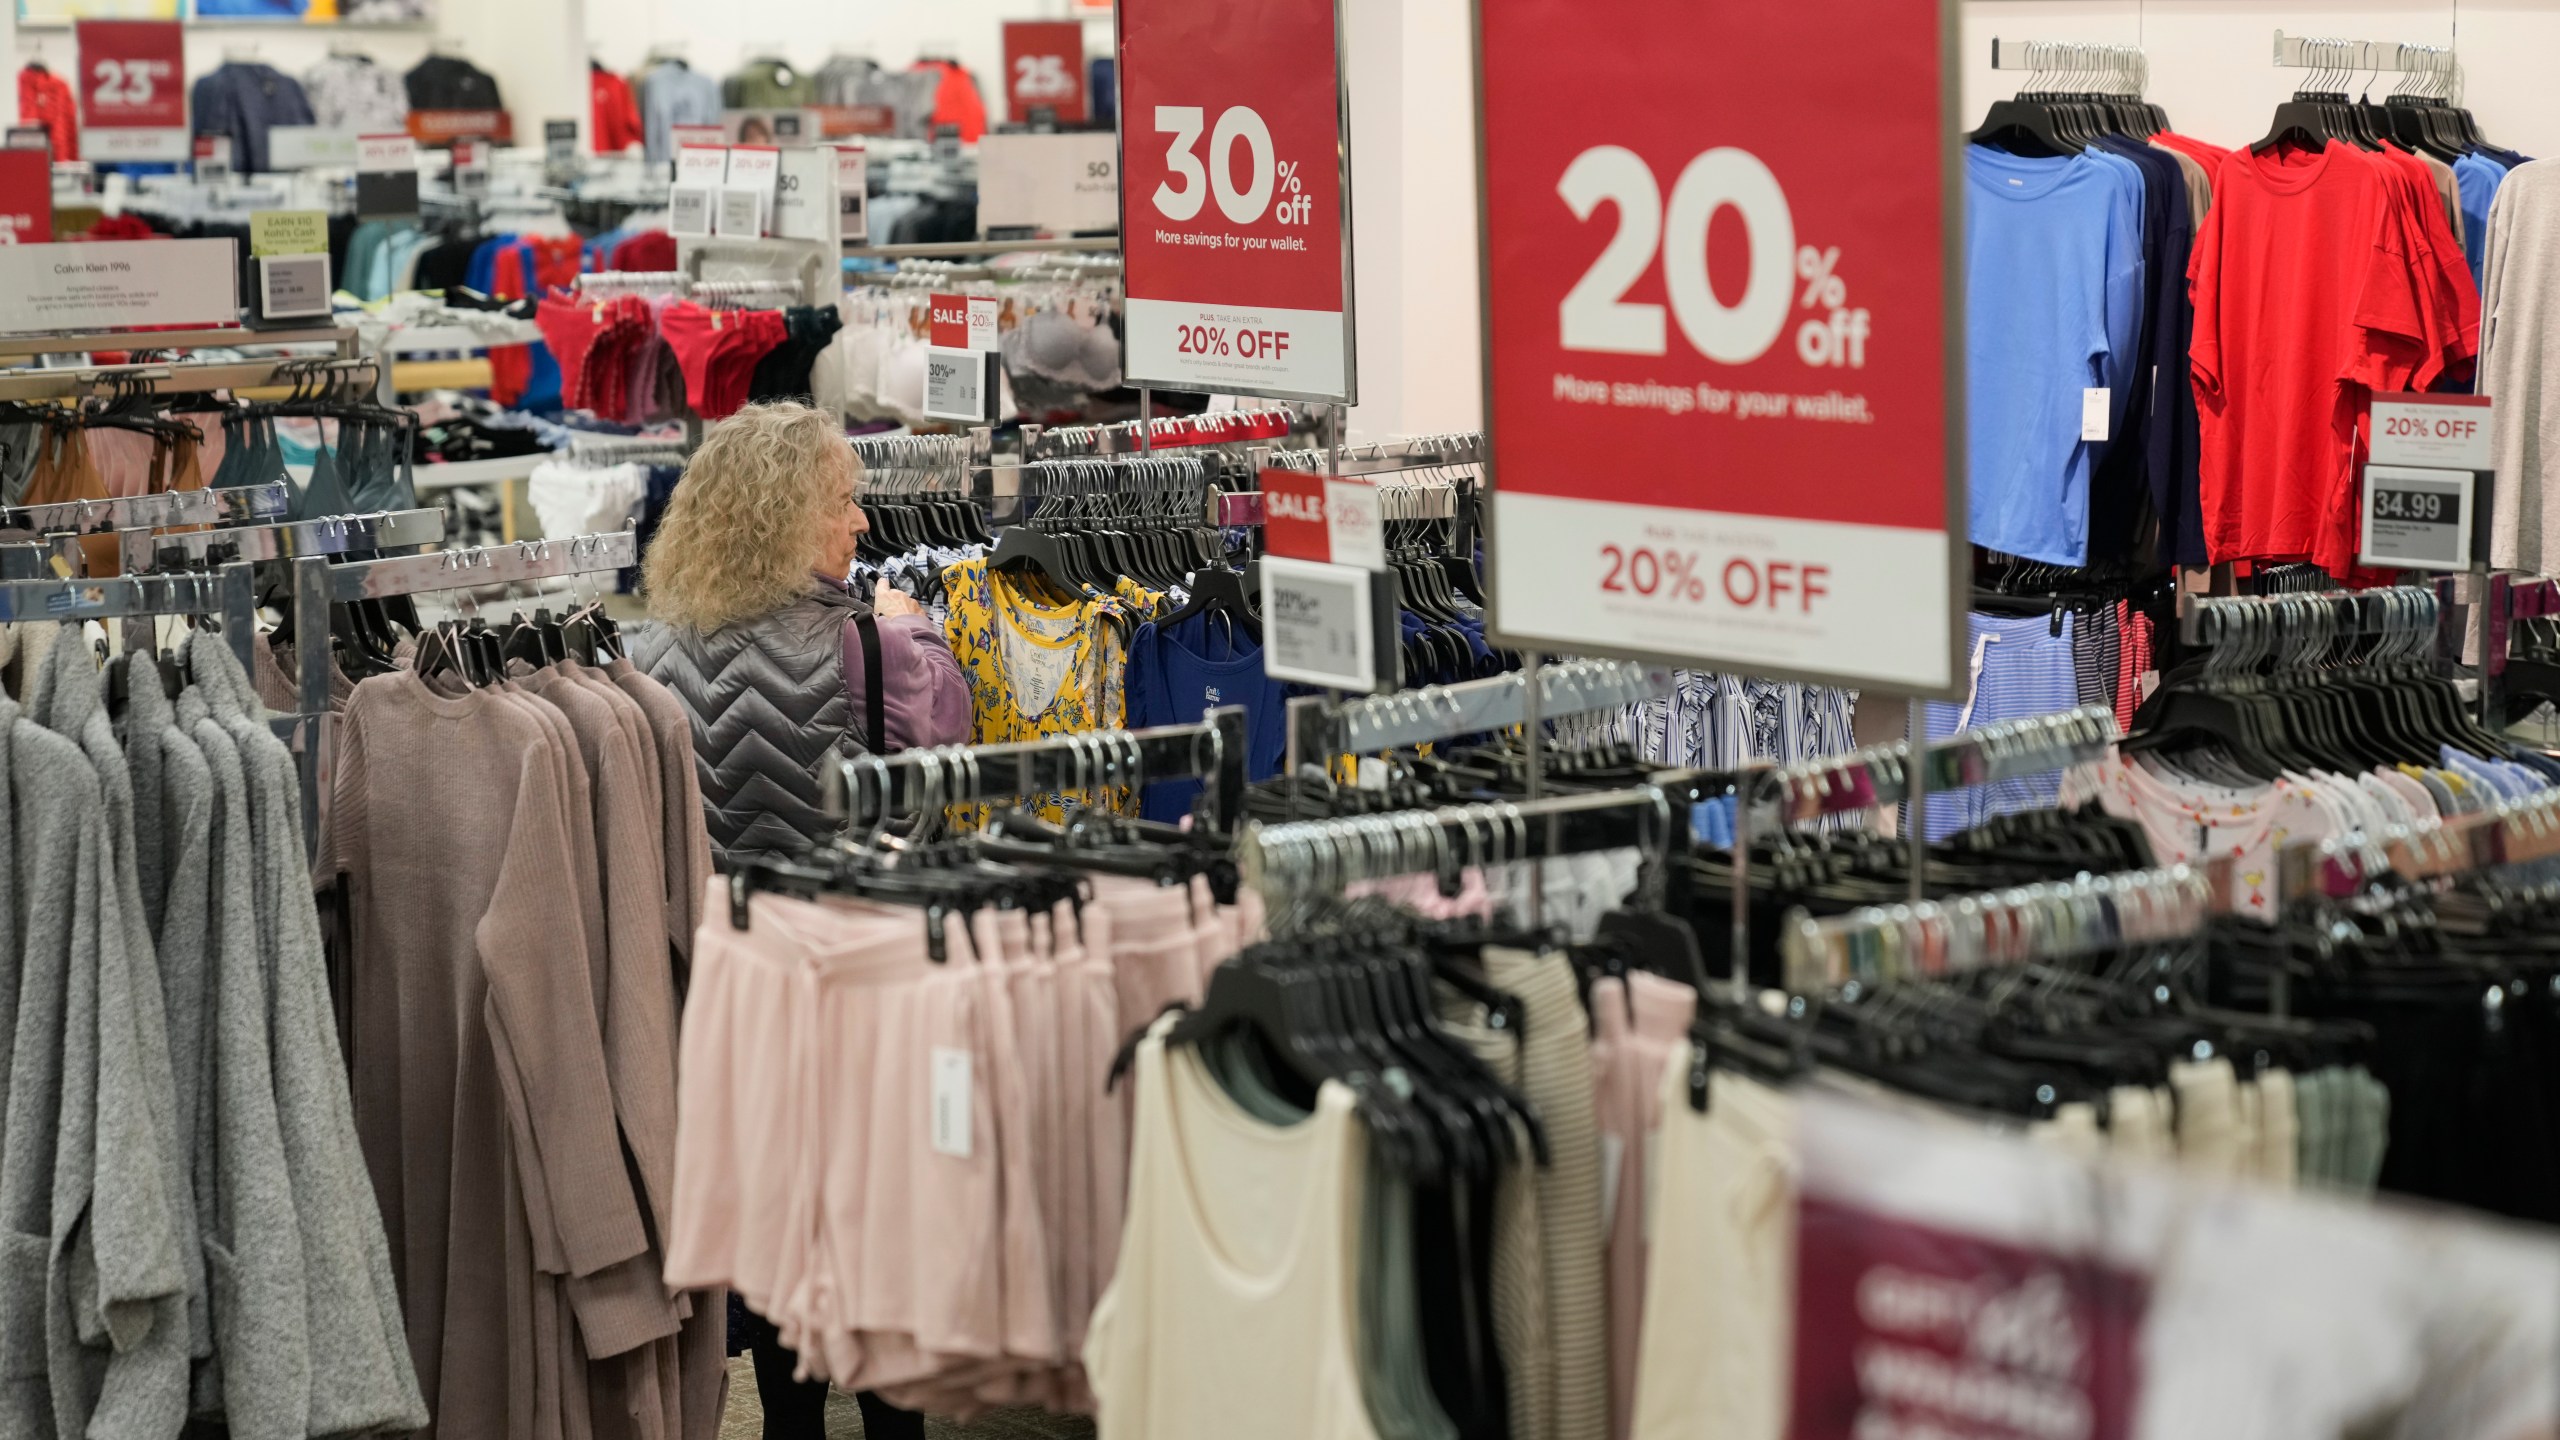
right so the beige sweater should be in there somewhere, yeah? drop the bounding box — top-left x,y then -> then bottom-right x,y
334,671 -> 651,1440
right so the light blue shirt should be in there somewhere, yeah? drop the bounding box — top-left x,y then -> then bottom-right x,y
1964,146 -> 2147,566
639,62 -> 722,168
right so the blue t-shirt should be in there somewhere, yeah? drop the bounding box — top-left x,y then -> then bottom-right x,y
1125,614 -> 1287,824
2455,151 -> 2511,294
1964,145 -> 2146,566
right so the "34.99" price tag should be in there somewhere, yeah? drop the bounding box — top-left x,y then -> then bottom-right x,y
2359,464 -> 2478,572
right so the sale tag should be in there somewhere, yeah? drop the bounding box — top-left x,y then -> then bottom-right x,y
928,293 -> 999,354
1325,477 -> 1386,571
1259,466 -> 1383,571
0,148 -> 50,245
356,133 -> 420,218
267,127 -> 356,170
714,185 -> 767,238
837,144 -> 870,244
1260,556 -> 1384,692
771,145 -> 841,244
76,20 -> 187,162
675,145 -> 729,187
1118,0 -> 1356,402
669,185 -> 714,237
1004,20 -> 1088,124
672,125 -> 726,154
408,111 -> 510,145
923,347 -> 989,421
725,144 -> 780,192
978,133 -> 1119,237
2359,464 -> 2477,573
544,118 -> 578,169
193,135 -> 232,184
2081,388 -> 2110,443
2370,392 -> 2493,471
251,209 -> 328,259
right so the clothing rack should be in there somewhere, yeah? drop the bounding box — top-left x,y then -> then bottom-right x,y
0,562 -> 259,674
2175,585 -> 2441,651
318,530 -> 641,604
2272,31 -> 2459,80
1715,704 -> 2123,997
1779,864 -> 2216,994
1217,433 -> 1483,525
0,481 -> 291,539
824,708 -> 1254,837
1023,408 -> 1303,459
1237,784 -> 1684,930
1988,39 -> 2149,93
139,508 -> 448,568
1283,658 -> 1668,773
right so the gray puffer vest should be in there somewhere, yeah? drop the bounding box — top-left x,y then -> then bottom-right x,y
633,585 -> 872,861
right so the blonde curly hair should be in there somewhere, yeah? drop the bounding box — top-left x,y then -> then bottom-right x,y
642,401 -> 860,632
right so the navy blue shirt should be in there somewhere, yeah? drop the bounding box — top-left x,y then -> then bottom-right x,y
1125,613 -> 1286,823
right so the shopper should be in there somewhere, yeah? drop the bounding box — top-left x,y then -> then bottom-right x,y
633,399 -> 969,1439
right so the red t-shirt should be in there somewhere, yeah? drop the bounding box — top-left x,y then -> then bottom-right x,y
591,67 -> 642,156
2189,141 -> 2457,575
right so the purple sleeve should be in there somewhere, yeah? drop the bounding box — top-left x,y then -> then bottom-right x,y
841,612 -> 975,752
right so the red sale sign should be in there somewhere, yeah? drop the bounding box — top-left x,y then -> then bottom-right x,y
76,20 -> 187,163
0,149 -> 51,245
1474,0 -> 1961,693
1004,21 -> 1088,124
1116,0 -> 1355,403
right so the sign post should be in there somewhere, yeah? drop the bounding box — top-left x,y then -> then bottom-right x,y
1115,0 -> 1357,404
76,20 -> 187,164
1004,21 -> 1089,125
1470,0 -> 1962,697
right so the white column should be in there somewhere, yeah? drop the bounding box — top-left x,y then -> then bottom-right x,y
1343,0 -> 1481,444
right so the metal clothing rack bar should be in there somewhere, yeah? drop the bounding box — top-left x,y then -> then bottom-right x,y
2272,31 -> 2450,75
843,237 -> 1122,260
321,530 -> 640,602
1779,864 -> 2214,995
824,709 -> 1253,837
1024,408 -> 1303,460
2176,585 -> 2440,648
1283,658 -> 1669,772
831,710 -> 1254,834
138,508 -> 447,567
1988,39 -> 2149,92
0,561 -> 258,675
0,481 -> 290,537
1238,784 -> 1683,926
0,327 -> 359,361
0,356 -> 379,403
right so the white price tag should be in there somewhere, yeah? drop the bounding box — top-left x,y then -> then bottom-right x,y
258,253 -> 332,320
725,144 -> 781,192
1323,477 -> 1385,572
2081,388 -> 2110,443
1259,555 -> 1381,692
355,132 -> 415,173
668,184 -> 714,237
675,145 -> 729,186
714,185 -> 766,238
267,126 -> 356,170
2359,464 -> 2476,573
930,1047 -> 974,1158
2371,393 -> 2494,470
194,135 -> 232,183
965,295 -> 999,354
837,145 -> 869,244
923,346 -> 986,421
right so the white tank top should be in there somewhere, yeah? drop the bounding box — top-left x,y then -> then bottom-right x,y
1085,1021 -> 1381,1440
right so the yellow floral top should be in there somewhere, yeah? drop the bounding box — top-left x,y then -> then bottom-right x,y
940,556 -> 1151,820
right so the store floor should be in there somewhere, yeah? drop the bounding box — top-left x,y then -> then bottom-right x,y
717,1361 -> 1097,1440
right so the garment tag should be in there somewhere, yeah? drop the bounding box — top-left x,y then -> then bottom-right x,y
930,1047 -> 974,1158
2081,388 -> 2110,443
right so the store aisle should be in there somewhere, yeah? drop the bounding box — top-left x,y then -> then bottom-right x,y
715,1363 -> 1098,1440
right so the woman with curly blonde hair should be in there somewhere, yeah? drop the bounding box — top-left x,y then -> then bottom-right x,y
634,402 -> 963,1440
635,400 -> 968,862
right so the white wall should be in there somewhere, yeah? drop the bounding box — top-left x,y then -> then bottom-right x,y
1963,1 -> 2560,155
